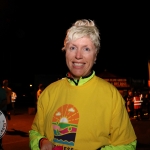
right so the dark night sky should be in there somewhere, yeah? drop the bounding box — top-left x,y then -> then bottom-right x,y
0,1 -> 150,84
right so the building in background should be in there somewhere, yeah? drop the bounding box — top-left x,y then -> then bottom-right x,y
97,70 -> 146,96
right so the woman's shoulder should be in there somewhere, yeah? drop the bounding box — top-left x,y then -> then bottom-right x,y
94,76 -> 120,94
45,78 -> 67,90
95,76 -> 115,87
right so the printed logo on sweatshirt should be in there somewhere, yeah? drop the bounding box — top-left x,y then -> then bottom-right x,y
52,104 -> 79,146
0,111 -> 7,138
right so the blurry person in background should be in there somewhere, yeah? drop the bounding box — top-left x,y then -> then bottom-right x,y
148,91 -> 150,120
144,91 -> 150,120
2,79 -> 12,120
36,84 -> 44,100
36,84 -> 44,111
126,90 -> 134,118
11,91 -> 17,115
133,91 -> 143,121
29,19 -> 137,150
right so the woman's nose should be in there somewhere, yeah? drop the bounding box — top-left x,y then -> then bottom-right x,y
75,50 -> 82,59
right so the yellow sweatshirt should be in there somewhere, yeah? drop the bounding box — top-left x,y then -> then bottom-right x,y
29,73 -> 136,150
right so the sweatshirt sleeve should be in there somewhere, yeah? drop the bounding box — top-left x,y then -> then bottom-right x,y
29,89 -> 49,150
29,130 -> 46,150
101,140 -> 137,150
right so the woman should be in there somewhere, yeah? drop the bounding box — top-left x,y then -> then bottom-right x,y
29,19 -> 137,150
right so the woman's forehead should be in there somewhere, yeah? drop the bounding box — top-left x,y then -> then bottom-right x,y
68,37 -> 94,45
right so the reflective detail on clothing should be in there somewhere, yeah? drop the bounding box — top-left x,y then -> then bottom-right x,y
101,140 -> 137,150
133,96 -> 143,109
11,92 -> 17,102
29,130 -> 45,150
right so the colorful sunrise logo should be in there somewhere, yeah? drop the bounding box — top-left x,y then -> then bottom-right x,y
52,104 -> 79,146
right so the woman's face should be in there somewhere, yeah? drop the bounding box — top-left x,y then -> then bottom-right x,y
65,36 -> 97,79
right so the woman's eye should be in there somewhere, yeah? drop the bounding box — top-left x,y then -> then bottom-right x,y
84,47 -> 90,51
70,46 -> 76,50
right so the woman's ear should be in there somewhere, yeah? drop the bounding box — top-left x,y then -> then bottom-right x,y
94,52 -> 98,61
62,50 -> 66,54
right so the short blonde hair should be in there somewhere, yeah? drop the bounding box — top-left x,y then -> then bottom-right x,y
62,19 -> 100,53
